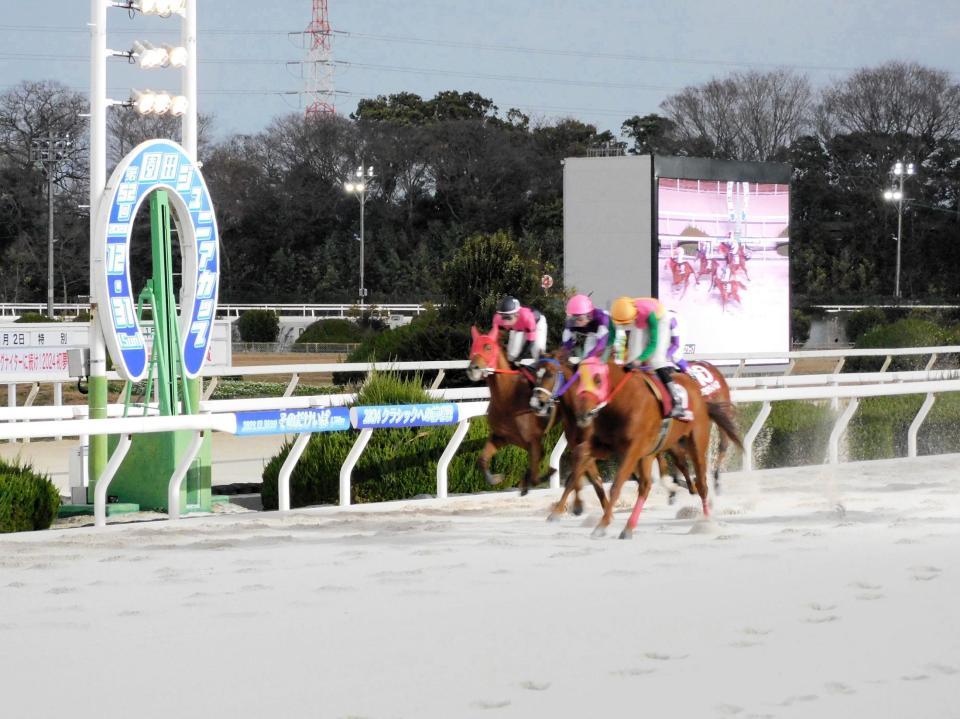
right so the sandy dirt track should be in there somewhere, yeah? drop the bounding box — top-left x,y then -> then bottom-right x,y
1,454 -> 958,718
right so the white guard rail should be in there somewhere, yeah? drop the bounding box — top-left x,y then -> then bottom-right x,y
2,364 -> 960,528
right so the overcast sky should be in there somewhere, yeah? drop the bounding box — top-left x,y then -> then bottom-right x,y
2,1 -> 959,139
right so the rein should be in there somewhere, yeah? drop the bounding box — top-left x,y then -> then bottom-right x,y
584,366 -> 638,421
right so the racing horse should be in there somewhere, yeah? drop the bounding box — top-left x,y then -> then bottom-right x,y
666,256 -> 697,298
569,357 -> 742,538
531,357 -> 739,516
467,326 -> 559,495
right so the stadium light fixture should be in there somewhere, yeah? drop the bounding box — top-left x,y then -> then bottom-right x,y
132,89 -> 156,114
170,95 -> 189,117
344,182 -> 355,192
164,44 -> 189,68
137,0 -> 188,17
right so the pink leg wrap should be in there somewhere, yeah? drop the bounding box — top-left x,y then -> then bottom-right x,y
627,496 -> 646,529
702,498 -> 710,517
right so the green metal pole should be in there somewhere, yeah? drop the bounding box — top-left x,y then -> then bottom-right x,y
149,191 -> 174,416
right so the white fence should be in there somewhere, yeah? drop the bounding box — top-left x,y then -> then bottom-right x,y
3,345 -> 960,530
0,302 -> 430,320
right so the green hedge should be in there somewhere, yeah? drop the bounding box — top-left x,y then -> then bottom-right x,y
237,310 -> 279,343
15,312 -> 58,323
296,318 -> 367,344
260,371 -> 562,508
0,459 -> 61,533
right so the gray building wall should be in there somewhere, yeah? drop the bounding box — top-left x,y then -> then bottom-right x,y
562,155 -> 652,310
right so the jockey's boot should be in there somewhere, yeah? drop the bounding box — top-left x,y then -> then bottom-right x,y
666,382 -> 692,421
657,366 -> 693,422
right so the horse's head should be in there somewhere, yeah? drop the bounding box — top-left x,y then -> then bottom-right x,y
529,355 -> 565,416
468,325 -> 500,381
574,357 -> 610,428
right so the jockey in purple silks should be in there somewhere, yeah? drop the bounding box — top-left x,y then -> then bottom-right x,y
559,294 -> 610,361
666,309 -> 689,373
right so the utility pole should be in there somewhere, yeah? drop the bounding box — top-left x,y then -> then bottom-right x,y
30,135 -> 72,318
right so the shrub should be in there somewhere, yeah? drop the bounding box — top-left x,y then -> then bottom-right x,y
334,309 -> 472,386
296,318 -> 366,344
73,311 -> 92,323
15,312 -> 58,323
237,310 -> 279,343
845,308 -> 886,344
0,459 -> 61,533
853,318 -> 959,371
260,371 -> 562,508
439,230 -> 541,326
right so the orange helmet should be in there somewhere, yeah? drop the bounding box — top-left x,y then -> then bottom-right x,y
610,296 -> 638,325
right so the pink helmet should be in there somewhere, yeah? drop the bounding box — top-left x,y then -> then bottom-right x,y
566,294 -> 594,316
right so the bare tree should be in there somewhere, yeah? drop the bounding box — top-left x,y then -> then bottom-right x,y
817,61 -> 960,141
736,70 -> 812,161
107,109 -> 215,164
660,70 -> 812,161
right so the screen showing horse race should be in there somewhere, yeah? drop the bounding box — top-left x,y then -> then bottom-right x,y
656,176 -> 790,357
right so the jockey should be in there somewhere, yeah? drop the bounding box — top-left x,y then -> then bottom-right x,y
560,294 -> 610,362
667,309 -> 689,373
492,295 -> 547,366
610,296 -> 692,421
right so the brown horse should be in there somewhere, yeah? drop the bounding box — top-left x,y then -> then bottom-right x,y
532,357 -> 739,514
666,257 -> 697,298
467,326 -> 556,495
529,354 -> 610,519
570,357 -> 742,538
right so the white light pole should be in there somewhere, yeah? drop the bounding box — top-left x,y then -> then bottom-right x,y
344,165 -> 374,306
883,160 -> 915,299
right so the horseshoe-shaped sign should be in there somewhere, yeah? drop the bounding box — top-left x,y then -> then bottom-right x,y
92,139 -> 220,381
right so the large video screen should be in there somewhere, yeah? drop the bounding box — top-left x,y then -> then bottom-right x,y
656,177 -> 790,357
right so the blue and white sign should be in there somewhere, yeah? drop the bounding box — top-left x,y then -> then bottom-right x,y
235,407 -> 351,436
350,403 -> 459,429
93,139 -> 219,380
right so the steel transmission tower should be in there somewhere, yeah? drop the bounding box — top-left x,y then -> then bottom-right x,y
305,0 -> 335,117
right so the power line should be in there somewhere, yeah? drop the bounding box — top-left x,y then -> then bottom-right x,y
3,22 -> 956,77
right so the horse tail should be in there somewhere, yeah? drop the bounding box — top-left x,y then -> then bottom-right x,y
706,400 -> 744,451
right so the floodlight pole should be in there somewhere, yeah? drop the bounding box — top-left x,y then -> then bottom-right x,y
182,0 -> 197,160
88,0 -> 109,493
894,170 -> 904,300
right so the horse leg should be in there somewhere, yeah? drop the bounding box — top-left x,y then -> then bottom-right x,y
688,425 -> 712,518
593,443 -> 645,538
658,454 -> 677,506
579,459 -> 607,515
549,444 -> 589,521
521,436 -> 544,497
479,438 -> 504,486
548,473 -> 577,522
621,456 -> 656,539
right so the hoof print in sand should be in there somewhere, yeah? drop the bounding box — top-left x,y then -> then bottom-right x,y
519,680 -> 551,691
470,699 -> 511,710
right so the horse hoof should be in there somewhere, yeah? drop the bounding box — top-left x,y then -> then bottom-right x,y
619,527 -> 633,540
667,491 -> 676,506
486,473 -> 504,486
591,525 -> 607,538
546,512 -> 561,523
520,486 -> 529,497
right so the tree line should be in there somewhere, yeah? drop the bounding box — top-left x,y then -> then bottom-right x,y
1,61 -> 959,307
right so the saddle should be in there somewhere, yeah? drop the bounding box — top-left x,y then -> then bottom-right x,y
637,372 -> 688,420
